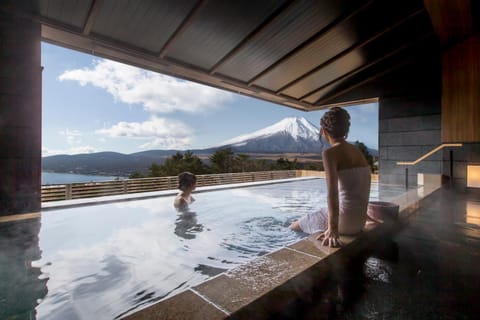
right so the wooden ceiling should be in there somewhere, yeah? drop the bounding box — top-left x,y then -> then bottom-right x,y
14,0 -> 447,110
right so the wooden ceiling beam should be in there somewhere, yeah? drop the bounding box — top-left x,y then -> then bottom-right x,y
314,56 -> 416,106
246,0 -> 375,86
157,0 -> 207,58
307,97 -> 379,111
301,32 -> 433,103
82,0 -> 102,35
276,7 -> 425,95
209,0 -> 296,75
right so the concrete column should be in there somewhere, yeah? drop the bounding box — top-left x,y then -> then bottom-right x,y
0,7 -> 42,215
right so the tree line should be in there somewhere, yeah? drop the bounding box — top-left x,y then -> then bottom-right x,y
129,148 -> 321,178
129,142 -> 374,179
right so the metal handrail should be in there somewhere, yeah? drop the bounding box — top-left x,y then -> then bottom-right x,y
396,143 -> 463,188
396,143 -> 463,165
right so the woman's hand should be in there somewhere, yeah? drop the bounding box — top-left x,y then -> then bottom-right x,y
316,228 -> 342,247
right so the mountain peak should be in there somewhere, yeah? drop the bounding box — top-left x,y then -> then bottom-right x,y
221,116 -> 319,146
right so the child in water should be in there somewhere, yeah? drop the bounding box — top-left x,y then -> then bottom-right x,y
174,171 -> 196,209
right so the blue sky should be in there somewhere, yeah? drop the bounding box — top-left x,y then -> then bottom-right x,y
41,42 -> 378,156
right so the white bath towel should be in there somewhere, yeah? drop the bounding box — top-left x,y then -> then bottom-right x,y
298,166 -> 371,235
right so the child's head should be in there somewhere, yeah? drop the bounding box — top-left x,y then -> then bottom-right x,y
178,171 -> 197,191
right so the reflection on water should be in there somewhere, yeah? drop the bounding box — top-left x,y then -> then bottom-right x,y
174,208 -> 204,240
364,257 -> 394,283
466,200 -> 480,225
0,179 -> 407,319
0,219 -> 48,319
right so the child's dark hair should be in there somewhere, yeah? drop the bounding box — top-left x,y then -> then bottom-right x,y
320,107 -> 351,139
178,171 -> 196,191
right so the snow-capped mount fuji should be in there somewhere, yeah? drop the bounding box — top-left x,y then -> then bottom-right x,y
218,116 -> 324,153
223,117 -> 319,145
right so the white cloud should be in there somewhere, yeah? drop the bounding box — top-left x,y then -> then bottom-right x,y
95,117 -> 192,149
59,129 -> 83,145
59,129 -> 82,136
42,129 -> 96,156
42,146 -> 97,156
59,59 -> 234,113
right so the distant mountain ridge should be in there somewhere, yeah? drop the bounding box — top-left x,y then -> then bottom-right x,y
42,117 -> 377,175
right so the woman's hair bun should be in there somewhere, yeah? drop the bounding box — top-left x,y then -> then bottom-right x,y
320,107 -> 350,138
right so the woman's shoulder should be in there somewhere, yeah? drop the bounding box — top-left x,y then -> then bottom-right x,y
326,142 -> 368,169
323,142 -> 354,158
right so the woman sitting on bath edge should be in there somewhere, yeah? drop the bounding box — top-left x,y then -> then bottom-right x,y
290,107 -> 371,247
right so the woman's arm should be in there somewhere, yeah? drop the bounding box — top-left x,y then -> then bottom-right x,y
317,150 -> 341,247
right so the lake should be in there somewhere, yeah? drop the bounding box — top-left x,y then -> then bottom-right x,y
42,172 -> 123,185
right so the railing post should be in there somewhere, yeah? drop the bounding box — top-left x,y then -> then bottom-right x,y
66,184 -> 72,200
405,167 -> 408,189
123,180 -> 128,194
449,150 -> 454,188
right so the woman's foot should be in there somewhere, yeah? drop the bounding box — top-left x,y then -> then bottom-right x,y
289,221 -> 301,231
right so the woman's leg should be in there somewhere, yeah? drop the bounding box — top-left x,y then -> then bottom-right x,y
289,208 -> 328,234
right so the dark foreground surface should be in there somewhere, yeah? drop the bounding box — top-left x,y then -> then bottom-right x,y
274,188 -> 480,320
